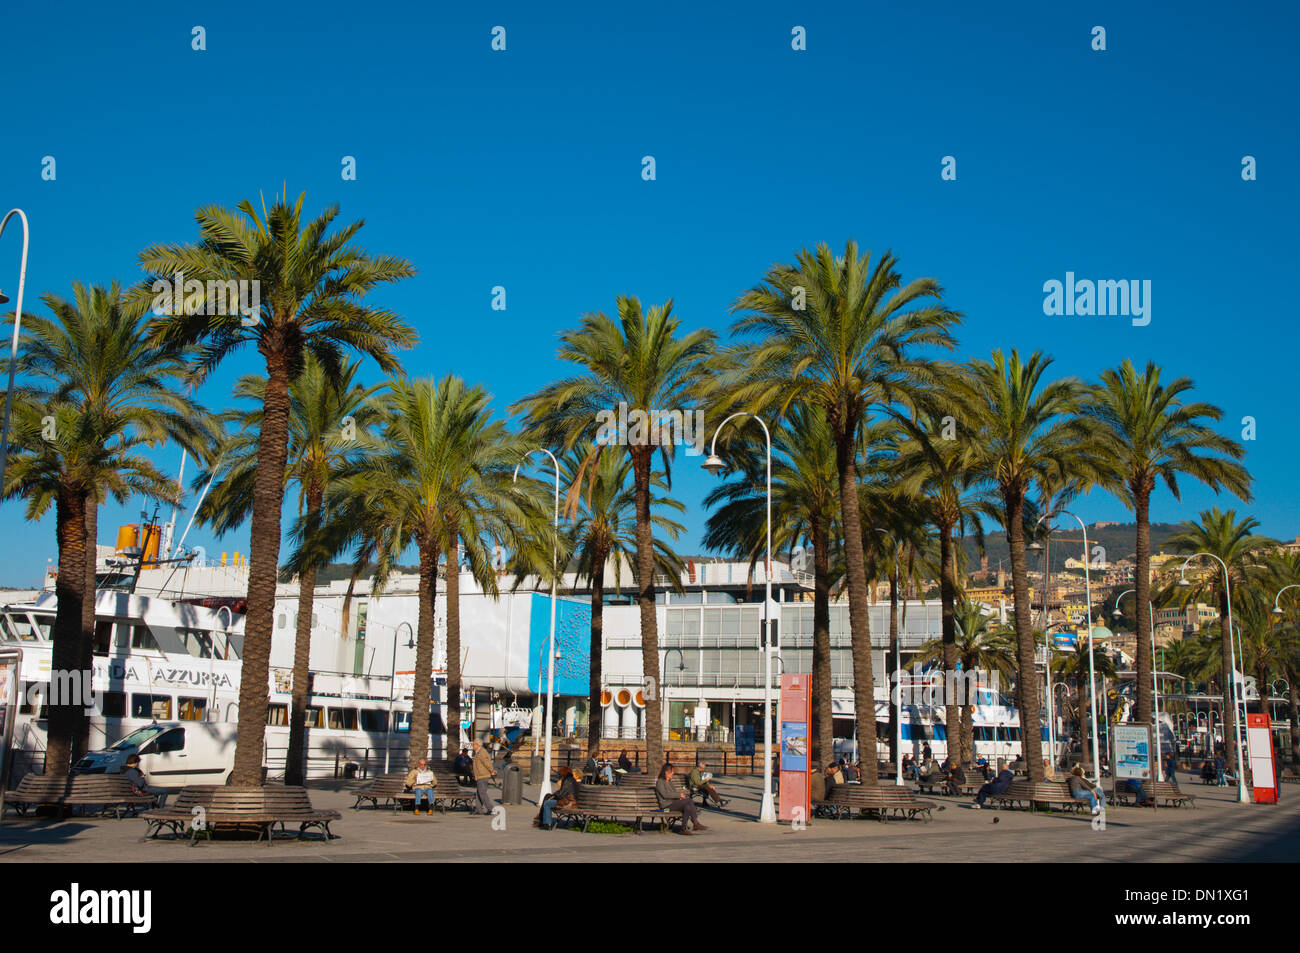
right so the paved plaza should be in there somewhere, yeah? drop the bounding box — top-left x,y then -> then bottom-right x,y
1,770 -> 1296,863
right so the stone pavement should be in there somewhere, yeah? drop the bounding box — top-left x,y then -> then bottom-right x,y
2,770 -> 1296,863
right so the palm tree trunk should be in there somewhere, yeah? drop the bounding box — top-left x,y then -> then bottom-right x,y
960,703 -> 973,764
835,431 -> 878,783
630,446 -> 662,770
46,489 -> 88,778
1218,587 -> 1238,767
1134,487 -> 1153,724
284,482 -> 322,786
408,539 -> 437,766
586,547 -> 609,751
445,534 -> 462,761
74,494 -> 98,764
230,349 -> 293,786
811,520 -> 833,769
1005,487 -> 1043,780
939,522 -> 959,766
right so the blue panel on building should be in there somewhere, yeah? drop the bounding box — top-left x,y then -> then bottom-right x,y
527,593 -> 591,697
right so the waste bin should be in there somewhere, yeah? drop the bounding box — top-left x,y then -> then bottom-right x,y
530,756 -> 545,785
502,764 -> 523,804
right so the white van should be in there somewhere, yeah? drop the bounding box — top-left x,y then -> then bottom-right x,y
75,722 -> 238,786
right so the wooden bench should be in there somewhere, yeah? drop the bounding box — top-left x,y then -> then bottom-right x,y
814,784 -> 939,822
1108,778 -> 1196,808
142,785 -> 340,846
352,767 -> 476,813
4,773 -> 158,818
615,772 -> 707,805
986,779 -> 1086,813
552,784 -> 688,833
1279,767 -> 1300,784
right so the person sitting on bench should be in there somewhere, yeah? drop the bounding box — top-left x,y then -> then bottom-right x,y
656,764 -> 707,834
405,758 -> 437,814
537,766 -> 580,828
617,749 -> 636,775
688,761 -> 729,807
972,763 -> 1014,809
122,754 -> 168,808
1067,765 -> 1102,815
1125,777 -> 1154,806
944,760 -> 966,797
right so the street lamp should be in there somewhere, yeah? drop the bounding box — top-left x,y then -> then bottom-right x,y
1041,621 -> 1075,764
1177,554 -> 1249,803
385,622 -> 415,773
703,412 -> 776,823
1030,510 -> 1100,784
662,647 -> 686,744
873,527 -> 904,786
515,448 -> 560,798
1114,589 -> 1162,780
0,209 -> 31,508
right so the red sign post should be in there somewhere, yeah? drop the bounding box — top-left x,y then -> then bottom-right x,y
778,674 -> 812,823
1245,713 -> 1277,804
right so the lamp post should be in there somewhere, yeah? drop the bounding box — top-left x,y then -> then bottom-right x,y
1041,622 -> 1076,765
873,528 -> 904,786
1177,553 -> 1248,803
386,622 -> 415,773
1113,589 -> 1162,780
0,209 -> 31,508
703,412 -> 776,823
662,647 -> 686,745
515,448 -> 560,798
1030,510 -> 1099,784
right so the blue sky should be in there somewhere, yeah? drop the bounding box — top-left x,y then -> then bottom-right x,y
1,0 -> 1296,585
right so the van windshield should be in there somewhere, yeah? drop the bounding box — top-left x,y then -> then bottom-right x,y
110,725 -> 165,751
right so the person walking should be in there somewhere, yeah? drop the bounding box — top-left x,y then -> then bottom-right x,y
656,763 -> 707,834
972,763 -> 1014,809
405,757 -> 437,815
471,738 -> 497,815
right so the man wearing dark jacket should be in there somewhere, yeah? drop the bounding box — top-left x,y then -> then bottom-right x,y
972,765 -> 1014,809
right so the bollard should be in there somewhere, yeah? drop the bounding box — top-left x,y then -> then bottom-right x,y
530,756 -> 545,785
502,764 -> 523,804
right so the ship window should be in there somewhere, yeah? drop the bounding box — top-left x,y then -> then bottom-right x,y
130,626 -> 159,652
429,708 -> 446,735
94,620 -> 113,654
6,616 -> 39,642
178,697 -> 207,721
34,616 -> 53,640
305,706 -> 323,728
101,691 -> 126,718
131,693 -> 172,719
19,682 -> 47,716
328,708 -> 358,731
359,709 -> 389,732
180,629 -> 214,659
266,704 -> 288,726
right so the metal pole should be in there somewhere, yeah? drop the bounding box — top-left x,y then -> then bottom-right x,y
515,448 -> 560,798
873,528 -> 903,784
705,412 -> 775,822
0,209 -> 31,508
386,622 -> 412,774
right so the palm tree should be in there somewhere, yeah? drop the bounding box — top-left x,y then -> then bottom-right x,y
892,408 -> 986,766
336,375 -> 532,766
139,192 -> 416,785
726,242 -> 959,781
11,282 -> 212,771
1083,360 -> 1251,726
562,449 -> 686,750
199,356 -> 384,785
966,351 -> 1098,780
1166,507 -> 1272,767
1052,640 -> 1117,758
512,297 -> 714,770
703,404 -> 839,767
